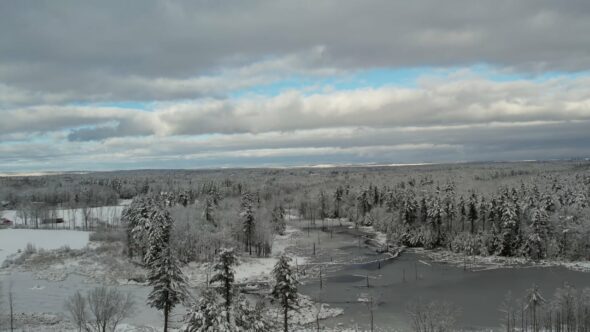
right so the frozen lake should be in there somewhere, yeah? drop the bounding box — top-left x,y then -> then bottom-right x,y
0,228 -> 90,265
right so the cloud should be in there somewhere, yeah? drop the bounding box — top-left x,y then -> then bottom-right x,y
2,1 -> 590,105
2,119 -> 590,172
28,75 -> 587,140
2,1 -> 590,170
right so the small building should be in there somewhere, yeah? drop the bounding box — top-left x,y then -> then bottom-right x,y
1,217 -> 13,225
41,218 -> 65,225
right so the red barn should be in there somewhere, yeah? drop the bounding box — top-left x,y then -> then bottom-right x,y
1,217 -> 13,226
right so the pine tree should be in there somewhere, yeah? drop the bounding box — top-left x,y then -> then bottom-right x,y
271,205 -> 286,235
459,196 -> 466,232
524,284 -> 546,332
144,207 -> 173,266
147,245 -> 188,332
479,197 -> 487,232
357,189 -> 371,217
333,187 -> 343,218
319,190 -> 328,220
468,193 -> 479,234
272,255 -> 298,332
419,197 -> 428,224
210,248 -> 237,324
242,202 -> 255,255
427,197 -> 444,246
235,296 -> 272,332
401,191 -> 417,226
499,200 -> 519,256
204,195 -> 216,226
523,208 -> 549,260
121,195 -> 158,260
241,193 -> 256,255
182,289 -> 233,332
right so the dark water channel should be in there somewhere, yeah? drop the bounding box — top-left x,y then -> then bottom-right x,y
298,226 -> 590,331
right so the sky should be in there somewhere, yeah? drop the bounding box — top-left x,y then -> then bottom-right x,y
1,1 -> 590,172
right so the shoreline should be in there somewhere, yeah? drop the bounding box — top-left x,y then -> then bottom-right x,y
355,223 -> 590,273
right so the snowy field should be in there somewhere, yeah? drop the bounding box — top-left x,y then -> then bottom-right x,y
0,200 -> 131,229
0,229 -> 90,264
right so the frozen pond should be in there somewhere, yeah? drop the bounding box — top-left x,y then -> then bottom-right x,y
299,226 -> 590,331
0,229 -> 90,264
0,199 -> 131,229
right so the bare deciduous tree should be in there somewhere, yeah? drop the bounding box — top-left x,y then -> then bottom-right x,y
407,299 -> 461,332
0,281 -> 4,331
64,286 -> 134,332
64,291 -> 87,332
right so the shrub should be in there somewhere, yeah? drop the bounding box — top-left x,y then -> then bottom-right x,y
89,228 -> 126,243
24,242 -> 37,255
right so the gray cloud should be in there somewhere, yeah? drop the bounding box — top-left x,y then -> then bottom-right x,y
1,1 -> 590,171
2,119 -> 590,172
2,1 -> 590,104
2,76 -> 590,143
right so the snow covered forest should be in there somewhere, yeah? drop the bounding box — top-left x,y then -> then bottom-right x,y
1,161 -> 590,331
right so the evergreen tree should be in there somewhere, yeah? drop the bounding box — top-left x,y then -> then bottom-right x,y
210,248 -> 237,324
235,296 -> 272,332
459,196 -> 467,232
204,195 -> 216,226
427,197 -> 444,246
121,195 -> 158,260
333,187 -> 343,218
524,284 -> 546,332
523,208 -> 549,260
468,193 -> 479,234
499,201 -> 519,256
401,191 -> 417,226
271,205 -> 286,235
443,189 -> 456,234
147,245 -> 188,332
318,190 -> 328,220
182,289 -> 233,332
479,197 -> 487,232
144,207 -> 173,266
419,197 -> 428,224
357,189 -> 372,217
242,202 -> 256,255
272,255 -> 298,332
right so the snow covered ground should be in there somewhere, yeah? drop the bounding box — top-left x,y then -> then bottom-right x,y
183,225 -> 308,287
0,229 -> 90,265
0,199 -> 131,229
1,221 -> 344,331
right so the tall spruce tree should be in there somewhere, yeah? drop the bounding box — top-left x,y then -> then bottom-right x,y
468,193 -> 479,234
147,245 -> 188,332
121,195 -> 158,260
210,248 -> 237,324
272,255 -> 298,332
241,193 -> 256,255
523,208 -> 549,260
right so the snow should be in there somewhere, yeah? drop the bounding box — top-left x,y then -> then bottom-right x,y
0,229 -> 90,265
423,248 -> 590,273
268,295 -> 344,328
0,200 -> 131,229
183,225 -> 308,287
233,226 -> 308,283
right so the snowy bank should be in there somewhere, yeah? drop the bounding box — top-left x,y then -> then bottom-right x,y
422,248 -> 590,273
0,229 -> 89,265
